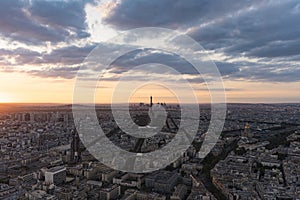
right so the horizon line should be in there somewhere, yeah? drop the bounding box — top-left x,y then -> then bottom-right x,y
0,102 -> 299,105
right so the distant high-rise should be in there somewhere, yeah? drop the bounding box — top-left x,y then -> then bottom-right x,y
24,113 -> 30,121
150,96 -> 153,107
70,128 -> 81,163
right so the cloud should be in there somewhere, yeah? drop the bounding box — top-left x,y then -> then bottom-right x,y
0,44 -> 97,66
0,44 -> 96,79
101,0 -> 300,83
247,39 -> 300,58
1,0 -> 299,84
188,0 -> 300,58
41,44 -> 97,65
110,48 -> 240,76
0,47 -> 41,66
29,0 -> 95,38
0,0 -> 63,44
104,0 -> 300,60
5,44 -> 298,83
224,62 -> 300,82
0,0 -> 94,44
0,61 -> 82,80
110,48 -> 197,74
103,0 -> 262,29
26,66 -> 81,79
196,87 -> 244,92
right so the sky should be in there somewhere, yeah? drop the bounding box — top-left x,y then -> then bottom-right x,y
0,0 -> 299,104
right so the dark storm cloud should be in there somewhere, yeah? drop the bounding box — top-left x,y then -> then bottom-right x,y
0,0 -> 94,44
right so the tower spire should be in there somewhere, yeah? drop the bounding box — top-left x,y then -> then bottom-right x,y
150,96 -> 153,107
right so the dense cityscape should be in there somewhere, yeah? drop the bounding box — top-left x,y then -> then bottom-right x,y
0,103 -> 299,200
1,0 -> 300,199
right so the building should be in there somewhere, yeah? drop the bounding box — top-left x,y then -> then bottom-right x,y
99,184 -> 120,200
150,96 -> 153,107
45,166 -> 66,185
145,170 -> 179,194
136,191 -> 166,200
0,184 -> 21,200
70,128 -> 81,163
113,173 -> 144,189
170,184 -> 187,200
25,190 -> 57,200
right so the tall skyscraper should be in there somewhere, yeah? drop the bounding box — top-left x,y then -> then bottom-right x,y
150,96 -> 153,107
70,128 -> 81,163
